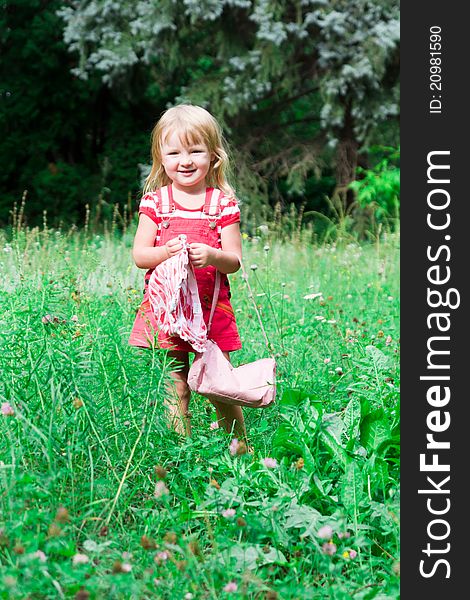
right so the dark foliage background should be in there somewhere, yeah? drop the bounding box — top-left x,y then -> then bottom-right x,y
1,0 -> 399,230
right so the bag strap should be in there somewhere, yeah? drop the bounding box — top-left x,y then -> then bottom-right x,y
206,260 -> 274,358
207,270 -> 221,336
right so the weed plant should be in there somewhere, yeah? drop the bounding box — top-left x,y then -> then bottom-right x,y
0,220 -> 399,599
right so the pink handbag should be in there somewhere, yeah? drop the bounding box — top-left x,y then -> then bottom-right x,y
187,269 -> 276,408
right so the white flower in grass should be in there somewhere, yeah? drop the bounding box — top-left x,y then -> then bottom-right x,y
154,481 -> 169,498
222,508 -> 236,518
32,550 -> 47,562
317,525 -> 333,539
322,542 -> 337,555
303,292 -> 322,300
229,438 -> 240,456
263,457 -> 278,468
72,553 -> 89,565
1,402 -> 14,416
155,551 -> 168,562
223,581 -> 238,593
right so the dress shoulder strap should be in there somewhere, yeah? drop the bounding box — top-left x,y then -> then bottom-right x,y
203,188 -> 223,217
154,186 -> 174,215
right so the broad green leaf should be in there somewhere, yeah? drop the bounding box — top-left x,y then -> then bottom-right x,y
82,539 -> 113,553
376,434 -> 400,458
368,457 -> 390,496
257,546 -> 288,566
323,413 -> 344,444
344,397 -> 361,441
340,462 -> 365,516
272,422 -> 304,455
284,502 -> 322,532
280,388 -> 310,406
221,544 -> 287,571
360,410 -> 391,453
366,345 -> 390,371
300,442 -> 317,474
222,545 -> 259,571
319,428 -> 350,469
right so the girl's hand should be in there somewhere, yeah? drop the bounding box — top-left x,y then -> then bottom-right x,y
164,237 -> 184,259
188,243 -> 215,268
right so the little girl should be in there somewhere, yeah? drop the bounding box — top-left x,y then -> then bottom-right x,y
129,104 -> 246,440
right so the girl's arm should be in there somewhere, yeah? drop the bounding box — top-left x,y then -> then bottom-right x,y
215,222 -> 242,273
132,214 -> 182,269
189,223 -> 242,274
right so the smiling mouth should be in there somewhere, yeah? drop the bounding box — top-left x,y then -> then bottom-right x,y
178,169 -> 196,173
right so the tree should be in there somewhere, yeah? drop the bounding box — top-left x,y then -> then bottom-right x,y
58,0 -> 399,206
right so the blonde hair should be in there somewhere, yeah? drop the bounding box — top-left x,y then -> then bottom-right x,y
143,104 -> 236,198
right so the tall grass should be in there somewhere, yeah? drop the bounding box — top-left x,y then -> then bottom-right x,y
0,218 -> 399,599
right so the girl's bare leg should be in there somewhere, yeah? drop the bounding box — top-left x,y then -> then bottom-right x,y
210,351 -> 247,441
164,351 -> 191,437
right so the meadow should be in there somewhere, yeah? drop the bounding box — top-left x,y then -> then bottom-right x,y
0,223 -> 400,599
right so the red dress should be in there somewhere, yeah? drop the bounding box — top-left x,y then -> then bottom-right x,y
128,185 -> 242,353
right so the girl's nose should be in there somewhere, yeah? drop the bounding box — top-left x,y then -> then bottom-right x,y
180,153 -> 193,165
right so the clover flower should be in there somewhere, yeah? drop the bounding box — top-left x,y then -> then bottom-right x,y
223,581 -> 238,592
154,551 -> 169,563
154,481 -> 169,498
303,293 -> 322,300
322,542 -> 337,555
317,525 -> 333,539
229,438 -> 240,456
263,457 -> 278,468
1,402 -> 14,416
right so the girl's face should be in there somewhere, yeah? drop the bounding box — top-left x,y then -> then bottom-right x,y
160,130 -> 214,192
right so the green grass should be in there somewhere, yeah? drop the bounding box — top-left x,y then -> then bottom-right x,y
0,224 -> 400,599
